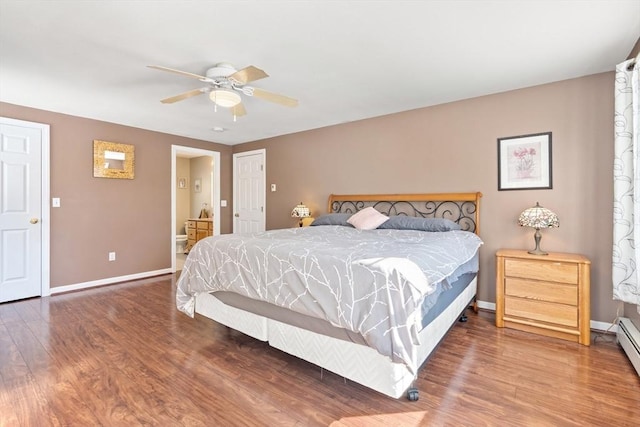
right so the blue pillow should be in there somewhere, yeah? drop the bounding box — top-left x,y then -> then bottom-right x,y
310,213 -> 354,227
378,216 -> 461,232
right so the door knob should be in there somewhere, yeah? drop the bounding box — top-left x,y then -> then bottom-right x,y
30,218 -> 39,224
234,213 -> 240,217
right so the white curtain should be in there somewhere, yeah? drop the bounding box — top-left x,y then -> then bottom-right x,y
613,55 -> 640,305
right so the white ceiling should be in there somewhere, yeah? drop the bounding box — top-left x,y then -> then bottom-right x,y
1,1 -> 638,145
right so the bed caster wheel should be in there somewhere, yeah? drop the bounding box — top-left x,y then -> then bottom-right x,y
459,314 -> 468,322
407,388 -> 419,401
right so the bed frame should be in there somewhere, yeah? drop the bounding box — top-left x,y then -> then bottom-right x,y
194,192 -> 482,400
328,192 -> 481,234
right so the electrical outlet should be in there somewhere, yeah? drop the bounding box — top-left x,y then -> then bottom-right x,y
108,252 -> 116,261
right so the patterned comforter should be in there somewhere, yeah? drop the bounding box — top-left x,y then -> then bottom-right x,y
176,226 -> 482,372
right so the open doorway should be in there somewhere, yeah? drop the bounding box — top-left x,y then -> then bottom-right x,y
171,145 -> 221,272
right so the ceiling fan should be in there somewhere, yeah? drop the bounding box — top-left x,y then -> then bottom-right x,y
148,63 -> 298,119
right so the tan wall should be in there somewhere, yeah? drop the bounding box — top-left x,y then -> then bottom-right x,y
628,306 -> 640,331
0,71 -> 623,323
235,72 -> 618,323
0,102 -> 233,288
176,157 -> 190,234
190,156 -> 213,218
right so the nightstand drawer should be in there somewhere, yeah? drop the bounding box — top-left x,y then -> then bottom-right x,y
504,258 -> 578,284
187,220 -> 196,229
505,277 -> 577,305
196,221 -> 209,230
505,296 -> 578,328
187,229 -> 196,239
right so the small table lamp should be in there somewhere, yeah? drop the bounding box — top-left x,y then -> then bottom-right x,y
518,202 -> 559,255
291,202 -> 310,227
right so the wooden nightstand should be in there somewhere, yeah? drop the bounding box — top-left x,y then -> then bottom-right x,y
495,249 -> 591,346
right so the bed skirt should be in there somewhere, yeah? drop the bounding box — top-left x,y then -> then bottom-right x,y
194,277 -> 476,399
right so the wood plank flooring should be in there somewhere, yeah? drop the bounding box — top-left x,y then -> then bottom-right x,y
1,274 -> 639,426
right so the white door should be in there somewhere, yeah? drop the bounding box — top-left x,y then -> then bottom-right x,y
0,118 -> 49,302
233,149 -> 265,233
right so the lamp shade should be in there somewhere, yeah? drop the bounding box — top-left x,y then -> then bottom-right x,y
209,89 -> 241,107
518,202 -> 559,229
291,202 -> 310,218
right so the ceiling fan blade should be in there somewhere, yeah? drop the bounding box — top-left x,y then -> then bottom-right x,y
231,103 -> 247,117
160,88 -> 205,104
148,65 -> 210,81
229,66 -> 268,84
251,88 -> 298,107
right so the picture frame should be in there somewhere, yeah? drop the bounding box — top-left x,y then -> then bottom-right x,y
194,178 -> 201,193
497,132 -> 552,191
178,177 -> 188,189
93,140 -> 134,179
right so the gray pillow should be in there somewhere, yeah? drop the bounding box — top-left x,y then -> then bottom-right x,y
378,216 -> 461,232
310,213 -> 354,227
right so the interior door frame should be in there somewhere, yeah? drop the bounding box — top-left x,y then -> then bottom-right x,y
0,116 -> 50,297
171,145 -> 220,272
233,148 -> 266,233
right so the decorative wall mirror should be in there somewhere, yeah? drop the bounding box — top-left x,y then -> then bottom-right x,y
93,140 -> 135,179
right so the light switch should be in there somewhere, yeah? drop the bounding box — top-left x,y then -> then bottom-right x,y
52,197 -> 61,207
271,184 -> 277,192
221,200 -> 227,207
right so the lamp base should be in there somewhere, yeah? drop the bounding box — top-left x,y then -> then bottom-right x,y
527,249 -> 549,256
528,228 -> 549,256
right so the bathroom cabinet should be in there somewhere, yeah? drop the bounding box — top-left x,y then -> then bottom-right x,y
186,218 -> 213,252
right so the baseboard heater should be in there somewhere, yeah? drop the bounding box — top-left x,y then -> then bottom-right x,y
617,317 -> 640,376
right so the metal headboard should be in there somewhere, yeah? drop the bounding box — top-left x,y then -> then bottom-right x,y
328,192 -> 482,234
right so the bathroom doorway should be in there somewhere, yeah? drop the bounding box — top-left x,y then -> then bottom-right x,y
171,145 -> 221,272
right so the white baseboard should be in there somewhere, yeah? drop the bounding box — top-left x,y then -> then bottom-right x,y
476,300 -> 495,311
475,300 -> 616,333
49,285 -> 620,333
590,320 -> 617,333
50,268 -> 172,295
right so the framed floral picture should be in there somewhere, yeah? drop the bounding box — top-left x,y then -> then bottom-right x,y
498,132 -> 552,191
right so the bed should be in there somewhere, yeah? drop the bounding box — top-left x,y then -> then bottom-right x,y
176,192 -> 482,400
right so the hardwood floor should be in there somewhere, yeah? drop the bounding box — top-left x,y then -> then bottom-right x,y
1,274 -> 639,426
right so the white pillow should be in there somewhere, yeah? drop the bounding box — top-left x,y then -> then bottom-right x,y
347,207 -> 389,230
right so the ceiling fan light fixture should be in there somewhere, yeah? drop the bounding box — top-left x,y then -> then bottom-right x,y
209,89 -> 241,107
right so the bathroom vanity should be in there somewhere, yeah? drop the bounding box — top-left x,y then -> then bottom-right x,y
185,218 -> 213,253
